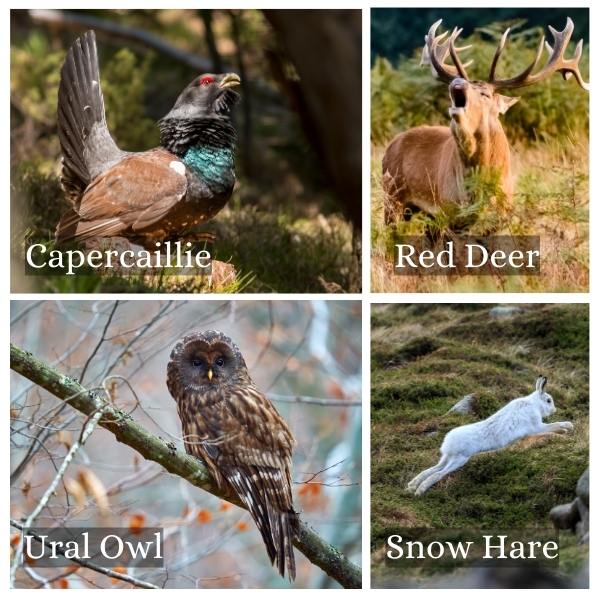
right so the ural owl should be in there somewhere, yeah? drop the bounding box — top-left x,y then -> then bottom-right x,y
166,330 -> 297,579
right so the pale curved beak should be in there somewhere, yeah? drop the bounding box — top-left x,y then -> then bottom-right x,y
219,73 -> 241,89
207,368 -> 213,381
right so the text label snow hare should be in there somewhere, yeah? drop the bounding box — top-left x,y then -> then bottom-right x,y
387,534 -> 558,561
25,241 -> 211,275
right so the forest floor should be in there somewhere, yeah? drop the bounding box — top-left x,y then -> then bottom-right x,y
11,170 -> 359,294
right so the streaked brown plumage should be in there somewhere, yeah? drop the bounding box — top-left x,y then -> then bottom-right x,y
166,330 -> 298,579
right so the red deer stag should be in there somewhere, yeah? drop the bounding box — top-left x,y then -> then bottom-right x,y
382,18 -> 588,226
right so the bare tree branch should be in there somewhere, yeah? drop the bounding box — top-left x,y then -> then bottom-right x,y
10,343 -> 362,589
268,394 -> 361,407
27,9 -> 278,101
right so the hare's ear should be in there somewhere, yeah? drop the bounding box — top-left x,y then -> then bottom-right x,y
536,375 -> 547,393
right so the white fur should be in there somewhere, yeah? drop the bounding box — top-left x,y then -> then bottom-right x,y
407,376 -> 573,496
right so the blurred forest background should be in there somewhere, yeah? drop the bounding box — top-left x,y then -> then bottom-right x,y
10,9 -> 361,293
371,303 -> 588,587
371,8 -> 589,292
10,300 -> 362,588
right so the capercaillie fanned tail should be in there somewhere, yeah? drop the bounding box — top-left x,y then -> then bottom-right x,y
57,30 -> 123,205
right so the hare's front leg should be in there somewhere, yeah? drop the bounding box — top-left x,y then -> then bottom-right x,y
542,421 -> 573,434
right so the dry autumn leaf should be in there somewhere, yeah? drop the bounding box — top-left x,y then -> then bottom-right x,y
77,467 -> 109,516
56,430 -> 72,449
65,478 -> 86,511
20,481 -> 31,498
128,513 -> 146,534
110,565 -> 128,584
298,482 -> 328,511
196,509 -> 212,524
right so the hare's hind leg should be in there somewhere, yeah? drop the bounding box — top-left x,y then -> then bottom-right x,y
406,455 -> 449,492
415,454 -> 470,496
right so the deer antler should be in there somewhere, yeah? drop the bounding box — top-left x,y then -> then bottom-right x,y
424,20 -> 472,83
488,18 -> 589,91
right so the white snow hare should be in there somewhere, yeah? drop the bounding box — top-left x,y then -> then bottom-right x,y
406,376 -> 573,496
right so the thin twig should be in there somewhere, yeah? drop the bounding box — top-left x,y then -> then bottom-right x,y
10,404 -> 105,585
80,300 -> 119,385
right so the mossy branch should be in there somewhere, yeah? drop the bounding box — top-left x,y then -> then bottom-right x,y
10,343 -> 362,589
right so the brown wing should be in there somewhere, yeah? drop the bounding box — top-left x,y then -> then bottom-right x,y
56,148 -> 187,243
183,382 -> 297,579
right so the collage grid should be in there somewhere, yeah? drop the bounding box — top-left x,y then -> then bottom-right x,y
6,0 -> 595,593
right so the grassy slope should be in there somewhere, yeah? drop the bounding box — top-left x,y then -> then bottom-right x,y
371,304 -> 589,583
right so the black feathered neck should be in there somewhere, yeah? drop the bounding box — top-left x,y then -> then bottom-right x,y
158,117 -> 236,157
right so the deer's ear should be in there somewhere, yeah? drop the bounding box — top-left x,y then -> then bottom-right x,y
496,94 -> 520,114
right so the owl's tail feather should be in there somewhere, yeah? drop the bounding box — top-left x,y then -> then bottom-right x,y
227,467 -> 298,580
266,505 -> 298,579
281,510 -> 298,580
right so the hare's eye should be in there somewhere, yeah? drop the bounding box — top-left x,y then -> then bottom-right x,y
547,399 -> 551,403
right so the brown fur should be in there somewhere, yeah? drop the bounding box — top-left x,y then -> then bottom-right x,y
382,80 -> 515,225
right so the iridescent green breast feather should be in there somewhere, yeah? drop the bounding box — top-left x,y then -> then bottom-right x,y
182,145 -> 235,187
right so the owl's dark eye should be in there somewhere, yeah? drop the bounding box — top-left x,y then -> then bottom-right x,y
215,357 -> 225,367
192,358 -> 203,367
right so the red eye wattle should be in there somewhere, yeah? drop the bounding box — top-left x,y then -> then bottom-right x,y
199,75 -> 215,86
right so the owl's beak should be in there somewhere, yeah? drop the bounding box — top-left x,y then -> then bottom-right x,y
207,368 -> 213,381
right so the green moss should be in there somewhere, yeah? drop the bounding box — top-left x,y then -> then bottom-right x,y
372,336 -> 440,369
371,303 -> 589,583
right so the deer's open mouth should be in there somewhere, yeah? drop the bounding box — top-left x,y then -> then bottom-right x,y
449,82 -> 468,117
